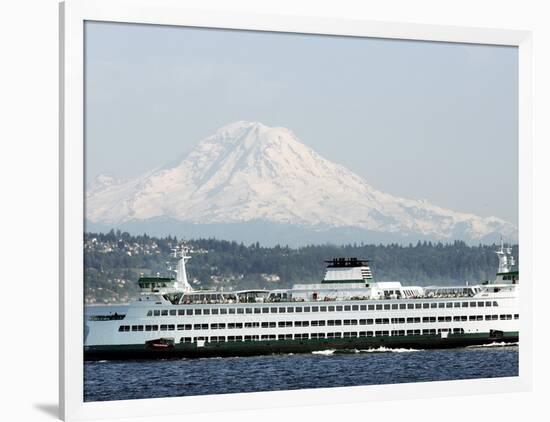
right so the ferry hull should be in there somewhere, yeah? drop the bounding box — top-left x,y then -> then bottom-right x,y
84,331 -> 518,361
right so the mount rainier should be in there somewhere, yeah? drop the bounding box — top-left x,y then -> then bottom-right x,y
86,121 -> 517,245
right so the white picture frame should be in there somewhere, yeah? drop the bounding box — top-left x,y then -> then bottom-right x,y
60,0 -> 533,420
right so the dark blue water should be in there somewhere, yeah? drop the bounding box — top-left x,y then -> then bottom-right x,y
84,345 -> 518,402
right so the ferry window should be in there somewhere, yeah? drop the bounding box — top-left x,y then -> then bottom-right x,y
195,309 -> 202,315
431,303 -> 437,309
446,303 -> 452,308
384,304 -> 390,310
478,302 -> 484,307
470,302 -> 477,307
203,309 -> 211,315
486,301 -> 492,307
169,310 -> 176,316
270,307 -> 278,313
376,304 -> 383,310
328,306 -> 335,312
423,303 -> 429,309
400,304 -> 406,310
334,305 -> 342,311
160,325 -> 168,331
368,305 -> 375,310
168,325 -> 175,331
236,308 -> 244,314
407,304 -> 414,309
304,307 -> 311,312
228,308 -> 236,314
193,324 -> 201,330
344,305 -> 351,311
147,310 -> 153,316
287,307 -> 294,313
211,309 -> 219,315
352,305 -> 359,311
415,303 -> 421,309
514,314 -> 519,319
186,309 -> 193,315
161,310 -> 168,316
392,304 -> 398,310
177,324 -> 184,330
360,305 -> 367,311
244,308 -> 251,314
320,306 -> 327,312
153,310 -> 160,316
177,309 -> 184,315
262,308 -> 269,313
469,316 -> 476,321
312,306 -> 319,312
279,307 -> 286,313
493,301 -> 498,307
295,307 -> 303,313
454,302 -> 460,308
118,326 -> 126,332
220,309 -> 227,314
462,302 -> 469,308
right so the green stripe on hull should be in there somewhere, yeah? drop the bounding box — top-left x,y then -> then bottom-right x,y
84,332 -> 518,361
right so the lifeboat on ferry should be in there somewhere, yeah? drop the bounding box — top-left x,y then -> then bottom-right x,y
145,338 -> 175,350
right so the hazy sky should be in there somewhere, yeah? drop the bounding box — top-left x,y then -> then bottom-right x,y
85,21 -> 518,225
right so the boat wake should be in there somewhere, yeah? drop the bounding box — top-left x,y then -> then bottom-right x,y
353,347 -> 422,354
311,347 -> 421,355
466,342 -> 519,349
311,349 -> 336,355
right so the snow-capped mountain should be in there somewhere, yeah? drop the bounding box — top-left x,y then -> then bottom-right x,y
86,121 -> 517,243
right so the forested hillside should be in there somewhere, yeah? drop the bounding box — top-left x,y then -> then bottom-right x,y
84,230 -> 518,304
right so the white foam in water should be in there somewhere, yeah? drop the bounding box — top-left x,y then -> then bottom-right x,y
467,342 -> 519,348
311,349 -> 336,355
355,347 -> 421,353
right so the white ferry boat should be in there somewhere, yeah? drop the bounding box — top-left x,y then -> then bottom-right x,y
84,243 -> 519,360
